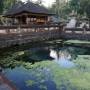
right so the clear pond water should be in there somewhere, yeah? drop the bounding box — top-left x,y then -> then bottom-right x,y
1,44 -> 90,90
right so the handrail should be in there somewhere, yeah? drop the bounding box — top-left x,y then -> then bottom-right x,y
0,24 -> 63,29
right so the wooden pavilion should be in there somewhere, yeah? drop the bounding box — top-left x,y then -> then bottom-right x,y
4,1 -> 53,25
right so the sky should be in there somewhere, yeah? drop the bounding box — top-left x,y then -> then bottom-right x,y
21,0 -> 55,7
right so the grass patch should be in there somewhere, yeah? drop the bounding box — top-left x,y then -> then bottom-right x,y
64,40 -> 90,44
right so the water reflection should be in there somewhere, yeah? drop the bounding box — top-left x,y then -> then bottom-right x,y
4,66 -> 56,90
50,49 -> 75,68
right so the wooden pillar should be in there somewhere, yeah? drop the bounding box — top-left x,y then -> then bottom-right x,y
45,16 -> 48,24
26,16 -> 30,25
18,16 -> 22,25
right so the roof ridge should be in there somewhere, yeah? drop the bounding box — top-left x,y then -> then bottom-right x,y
4,1 -> 52,16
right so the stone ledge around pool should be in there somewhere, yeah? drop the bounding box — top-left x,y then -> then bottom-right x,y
0,74 -> 17,90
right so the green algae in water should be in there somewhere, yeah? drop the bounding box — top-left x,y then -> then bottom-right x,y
26,80 -> 36,86
1,45 -> 90,90
24,60 -> 90,90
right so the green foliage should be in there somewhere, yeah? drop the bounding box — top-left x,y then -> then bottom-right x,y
0,0 -> 4,14
50,0 -> 90,20
3,0 -> 16,12
0,0 -> 20,14
69,0 -> 80,13
49,0 -> 70,19
69,0 -> 90,18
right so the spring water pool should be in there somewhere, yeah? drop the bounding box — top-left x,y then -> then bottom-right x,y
1,45 -> 90,90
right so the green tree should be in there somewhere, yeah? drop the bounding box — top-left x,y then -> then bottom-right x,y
69,0 -> 90,17
3,0 -> 16,13
0,0 -> 4,14
50,0 -> 70,19
0,0 -> 21,14
69,0 -> 80,14
50,0 -> 90,21
80,0 -> 90,17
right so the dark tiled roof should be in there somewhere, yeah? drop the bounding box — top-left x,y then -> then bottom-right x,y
5,1 -> 52,16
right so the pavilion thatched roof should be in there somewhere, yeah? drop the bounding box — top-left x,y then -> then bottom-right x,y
5,1 -> 52,17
